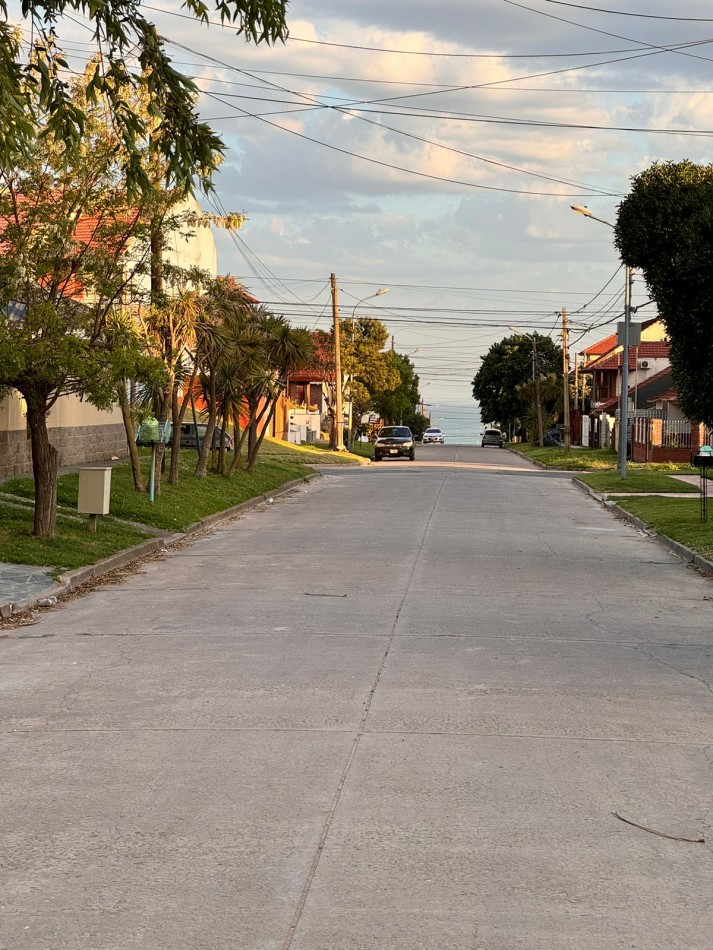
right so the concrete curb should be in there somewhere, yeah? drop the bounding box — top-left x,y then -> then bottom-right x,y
184,473 -> 319,533
505,447 -> 549,469
572,477 -> 713,575
0,472 -> 320,619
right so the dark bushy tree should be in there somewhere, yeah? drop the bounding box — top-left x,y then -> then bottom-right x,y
615,160 -> 713,427
471,333 -> 562,432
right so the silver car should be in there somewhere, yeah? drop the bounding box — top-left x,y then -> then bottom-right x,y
481,428 -> 504,448
422,427 -> 445,444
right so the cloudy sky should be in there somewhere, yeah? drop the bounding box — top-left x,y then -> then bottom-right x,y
21,1 -> 713,430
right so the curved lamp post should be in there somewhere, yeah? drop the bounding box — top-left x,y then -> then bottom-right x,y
346,288 -> 389,449
571,205 -> 633,480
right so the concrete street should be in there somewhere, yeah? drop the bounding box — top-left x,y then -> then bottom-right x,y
2,445 -> 713,949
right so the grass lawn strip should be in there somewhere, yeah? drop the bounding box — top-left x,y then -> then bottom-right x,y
613,496 -> 713,562
348,442 -> 374,460
512,442 -> 698,475
511,444 -> 619,470
0,438 -> 344,572
0,439 -> 325,533
577,471 -> 699,494
0,500 -> 149,576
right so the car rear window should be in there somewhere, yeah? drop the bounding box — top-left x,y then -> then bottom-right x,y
484,429 -> 501,436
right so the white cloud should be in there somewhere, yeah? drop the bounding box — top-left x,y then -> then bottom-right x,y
20,0 -> 712,408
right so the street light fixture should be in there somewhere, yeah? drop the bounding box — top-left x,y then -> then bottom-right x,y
508,326 -> 545,447
571,205 -> 632,479
346,288 -> 390,449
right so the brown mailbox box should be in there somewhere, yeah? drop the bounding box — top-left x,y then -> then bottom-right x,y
77,466 -> 112,516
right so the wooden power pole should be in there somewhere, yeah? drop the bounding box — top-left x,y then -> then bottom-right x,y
561,307 -> 571,453
331,273 -> 345,451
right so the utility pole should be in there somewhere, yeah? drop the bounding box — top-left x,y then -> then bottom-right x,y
618,265 -> 633,480
561,307 -> 571,453
331,273 -> 345,451
533,337 -> 544,448
574,351 -> 579,414
508,326 -> 543,446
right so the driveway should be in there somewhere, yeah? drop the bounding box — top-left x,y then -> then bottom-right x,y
2,445 -> 713,949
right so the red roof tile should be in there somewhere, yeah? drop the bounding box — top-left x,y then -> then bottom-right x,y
583,333 -> 617,357
592,341 -> 670,371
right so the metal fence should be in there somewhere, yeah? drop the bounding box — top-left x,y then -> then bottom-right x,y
633,418 -> 692,449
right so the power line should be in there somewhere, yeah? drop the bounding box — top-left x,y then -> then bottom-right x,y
543,1 -> 713,21
503,0 -> 713,65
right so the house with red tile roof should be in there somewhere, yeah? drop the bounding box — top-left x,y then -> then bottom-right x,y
578,318 -> 669,414
0,195 -> 217,477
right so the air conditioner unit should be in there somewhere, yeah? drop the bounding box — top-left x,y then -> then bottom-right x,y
638,359 -> 651,369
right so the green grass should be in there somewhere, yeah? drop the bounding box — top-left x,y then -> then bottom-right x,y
0,439 -> 356,576
577,471 -> 698,494
348,442 -> 374,460
614,495 -> 713,561
1,441 -> 317,534
512,442 -> 698,475
261,439 -> 364,465
0,500 -> 150,576
510,444 -> 619,470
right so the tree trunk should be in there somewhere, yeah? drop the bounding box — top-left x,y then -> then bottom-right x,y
246,399 -> 277,472
228,408 -> 247,475
195,372 -> 218,478
27,403 -> 58,538
169,387 -> 182,485
118,385 -> 146,492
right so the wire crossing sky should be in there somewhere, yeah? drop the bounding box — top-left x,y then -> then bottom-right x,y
13,0 -> 712,409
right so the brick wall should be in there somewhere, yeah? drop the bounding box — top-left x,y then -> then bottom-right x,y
0,423 -> 128,479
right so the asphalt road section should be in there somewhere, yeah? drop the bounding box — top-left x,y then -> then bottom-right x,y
2,445 -> 713,949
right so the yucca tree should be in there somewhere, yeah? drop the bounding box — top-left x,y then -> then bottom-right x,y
193,311 -> 231,478
136,288 -> 205,489
245,314 -> 313,472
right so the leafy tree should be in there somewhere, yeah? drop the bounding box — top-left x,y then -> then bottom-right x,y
370,351 -> 420,427
615,160 -> 713,427
0,80 -> 162,536
342,318 -> 399,444
515,374 -> 562,443
471,333 -> 562,432
1,1 -> 288,197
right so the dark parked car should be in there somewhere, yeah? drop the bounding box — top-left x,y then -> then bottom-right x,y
176,423 -> 233,451
139,423 -> 233,451
373,425 -> 416,461
481,427 -> 504,448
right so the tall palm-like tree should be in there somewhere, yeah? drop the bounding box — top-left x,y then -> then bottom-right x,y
245,314 -> 313,471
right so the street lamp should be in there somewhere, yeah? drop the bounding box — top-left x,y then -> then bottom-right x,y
346,288 -> 389,449
571,205 -> 633,480
508,326 -> 545,447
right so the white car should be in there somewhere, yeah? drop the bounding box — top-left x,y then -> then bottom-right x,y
422,427 -> 445,444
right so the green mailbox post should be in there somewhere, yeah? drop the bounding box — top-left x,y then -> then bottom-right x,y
136,417 -> 171,503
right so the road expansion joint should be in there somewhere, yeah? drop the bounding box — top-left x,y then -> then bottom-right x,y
279,476 -> 449,950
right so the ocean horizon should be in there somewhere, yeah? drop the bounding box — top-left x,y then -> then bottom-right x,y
427,403 -> 484,446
